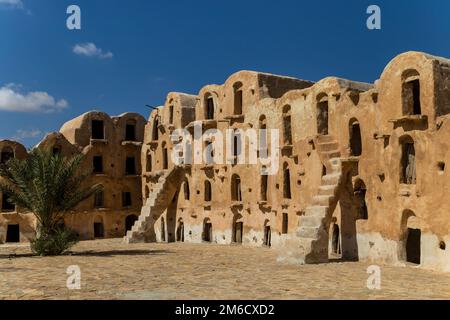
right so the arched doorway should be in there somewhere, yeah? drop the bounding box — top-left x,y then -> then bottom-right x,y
349,119 -> 362,156
202,218 -> 212,242
354,179 -> 368,220
176,218 -> 184,242
263,220 -> 271,247
331,224 -> 341,255
233,214 -> 243,244
125,215 -> 138,233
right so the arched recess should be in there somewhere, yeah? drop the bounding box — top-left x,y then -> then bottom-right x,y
354,179 -> 368,220
282,105 -> 292,145
176,218 -> 184,242
400,209 -> 421,264
231,174 -> 242,201
283,162 -> 291,199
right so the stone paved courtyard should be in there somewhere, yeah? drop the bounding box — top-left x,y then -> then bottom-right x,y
0,239 -> 448,300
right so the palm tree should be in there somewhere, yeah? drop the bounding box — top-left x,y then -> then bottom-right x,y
0,148 -> 103,255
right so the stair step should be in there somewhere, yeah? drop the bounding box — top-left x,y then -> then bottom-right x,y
318,185 -> 336,196
312,195 -> 335,206
317,135 -> 336,143
305,205 -> 328,216
300,215 -> 324,227
317,141 -> 339,152
321,173 -> 340,185
323,151 -> 341,159
297,226 -> 321,239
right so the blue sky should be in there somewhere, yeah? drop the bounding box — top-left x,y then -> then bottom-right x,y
0,0 -> 449,147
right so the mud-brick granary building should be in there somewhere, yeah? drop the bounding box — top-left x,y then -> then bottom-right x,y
0,112 -> 146,241
0,51 -> 449,272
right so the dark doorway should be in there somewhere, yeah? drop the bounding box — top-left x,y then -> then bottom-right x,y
234,222 -> 243,244
6,224 -> 20,243
231,175 -> 242,201
354,180 -> 368,220
203,221 -> 212,242
264,226 -> 271,247
406,228 -> 421,264
350,121 -> 362,156
332,224 -> 341,254
91,120 -> 104,140
161,217 -> 166,242
125,124 -> 136,141
176,221 -> 184,242
169,106 -> 174,125
94,222 -> 104,238
125,157 -> 136,175
125,215 -> 138,233
317,101 -> 329,135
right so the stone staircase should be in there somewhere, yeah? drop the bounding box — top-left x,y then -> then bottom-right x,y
293,135 -> 343,263
124,165 -> 184,244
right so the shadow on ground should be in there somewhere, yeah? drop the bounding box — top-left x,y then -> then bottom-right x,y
0,249 -> 172,259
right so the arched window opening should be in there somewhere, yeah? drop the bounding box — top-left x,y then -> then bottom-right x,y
259,115 -> 268,158
282,213 -> 289,234
282,105 -> 292,145
162,144 -> 169,170
349,119 -> 362,157
260,174 -> 268,201
183,180 -> 190,200
169,105 -> 174,125
233,215 -> 243,244
91,120 -> 104,140
204,180 -> 212,202
125,156 -> 136,175
400,136 -> 416,184
94,189 -> 104,208
125,119 -> 136,141
317,95 -> 329,135
231,174 -> 242,201
283,163 -> 291,199
146,153 -> 152,172
205,95 -> 215,120
233,82 -> 243,115
2,192 -> 15,211
152,117 -> 159,141
354,179 -> 368,220
1,147 -> 14,164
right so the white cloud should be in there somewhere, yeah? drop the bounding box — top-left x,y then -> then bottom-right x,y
73,43 -> 113,59
12,129 -> 43,141
0,0 -> 24,9
0,84 -> 68,113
